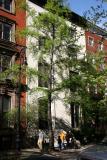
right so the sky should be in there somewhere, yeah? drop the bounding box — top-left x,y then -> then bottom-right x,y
67,0 -> 107,16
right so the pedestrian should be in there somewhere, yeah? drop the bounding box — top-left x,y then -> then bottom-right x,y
73,138 -> 81,149
66,131 -> 70,148
37,130 -> 44,152
59,130 -> 66,149
58,136 -> 62,151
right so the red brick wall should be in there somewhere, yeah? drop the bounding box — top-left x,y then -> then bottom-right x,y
85,31 -> 107,53
0,1 -> 26,108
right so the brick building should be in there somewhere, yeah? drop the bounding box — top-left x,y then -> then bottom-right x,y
0,0 -> 26,149
85,28 -> 107,53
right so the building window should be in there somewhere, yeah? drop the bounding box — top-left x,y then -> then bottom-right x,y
88,37 -> 94,46
0,94 -> 11,127
0,22 -> 15,42
0,95 -> 11,112
75,105 -> 79,128
38,60 -> 49,88
71,103 -> 79,128
0,53 -> 11,72
0,0 -> 15,13
38,36 -> 46,50
98,43 -> 103,51
0,0 -> 2,7
38,98 -> 48,129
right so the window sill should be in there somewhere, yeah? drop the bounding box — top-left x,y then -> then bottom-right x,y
0,7 -> 15,16
87,44 -> 94,47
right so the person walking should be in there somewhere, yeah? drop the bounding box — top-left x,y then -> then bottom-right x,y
66,131 -> 70,148
59,130 -> 66,149
58,135 -> 62,151
37,130 -> 44,152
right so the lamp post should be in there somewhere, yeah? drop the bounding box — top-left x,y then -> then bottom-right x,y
16,46 -> 27,153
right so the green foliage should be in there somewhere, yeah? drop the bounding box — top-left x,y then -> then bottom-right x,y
5,107 -> 27,126
24,0 -> 82,98
5,104 -> 39,137
79,51 -> 107,138
45,0 -> 70,17
5,108 -> 17,126
24,0 -> 79,148
26,104 -> 38,137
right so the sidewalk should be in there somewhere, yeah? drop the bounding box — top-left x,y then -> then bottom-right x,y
0,145 -> 92,160
0,148 -> 41,160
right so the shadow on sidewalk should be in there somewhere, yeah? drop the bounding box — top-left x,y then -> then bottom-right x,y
20,148 -> 61,160
0,149 -> 41,160
0,146 -> 84,160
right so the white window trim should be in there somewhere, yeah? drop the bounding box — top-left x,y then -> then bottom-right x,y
0,21 -> 15,42
0,0 -> 15,14
88,36 -> 94,47
98,42 -> 104,51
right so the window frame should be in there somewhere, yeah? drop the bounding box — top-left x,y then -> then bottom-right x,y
88,36 -> 94,47
38,36 -> 46,50
0,53 -> 12,72
0,94 -> 11,127
0,21 -> 15,42
98,42 -> 104,51
0,0 -> 15,13
38,60 -> 49,88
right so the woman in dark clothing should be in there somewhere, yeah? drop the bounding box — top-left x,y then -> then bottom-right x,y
58,136 -> 62,151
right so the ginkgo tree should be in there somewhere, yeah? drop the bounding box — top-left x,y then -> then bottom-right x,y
22,0 -> 107,147
22,0 -> 85,149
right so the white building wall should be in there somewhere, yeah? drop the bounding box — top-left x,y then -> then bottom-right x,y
27,0 -> 86,128
76,26 -> 86,59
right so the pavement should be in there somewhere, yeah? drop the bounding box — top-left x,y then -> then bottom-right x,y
0,145 -> 91,160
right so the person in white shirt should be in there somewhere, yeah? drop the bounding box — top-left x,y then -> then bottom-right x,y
37,130 -> 44,152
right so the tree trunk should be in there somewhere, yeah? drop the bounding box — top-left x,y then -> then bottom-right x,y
48,92 -> 54,150
48,52 -> 54,150
47,23 -> 55,150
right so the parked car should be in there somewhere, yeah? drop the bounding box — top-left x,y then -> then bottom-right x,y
77,137 -> 107,160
